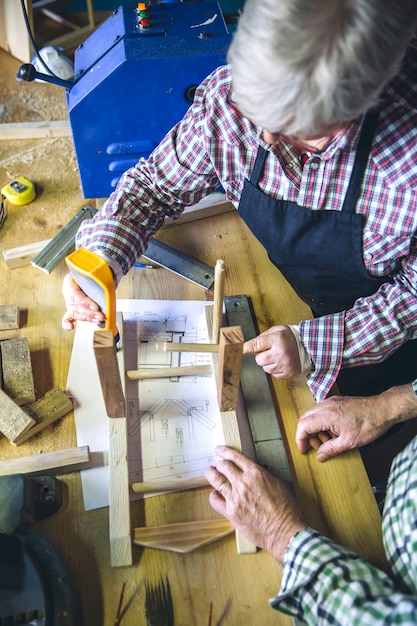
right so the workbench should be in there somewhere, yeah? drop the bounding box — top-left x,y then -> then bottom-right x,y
0,48 -> 386,626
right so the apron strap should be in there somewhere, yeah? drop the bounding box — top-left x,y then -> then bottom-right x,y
341,109 -> 380,213
249,146 -> 268,186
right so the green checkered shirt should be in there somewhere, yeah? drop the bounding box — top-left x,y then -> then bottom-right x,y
272,435 -> 417,624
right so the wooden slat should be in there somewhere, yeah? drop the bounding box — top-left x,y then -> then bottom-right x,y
155,342 -> 219,353
126,364 -> 212,380
108,312 -> 132,568
205,306 -> 256,554
0,446 -> 90,476
212,258 -> 225,343
131,476 -> 209,494
0,121 -> 71,140
2,239 -> 51,269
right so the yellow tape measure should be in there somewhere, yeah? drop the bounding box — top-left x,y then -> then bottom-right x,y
1,176 -> 36,206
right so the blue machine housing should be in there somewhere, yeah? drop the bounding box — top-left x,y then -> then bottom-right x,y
67,3 -> 232,198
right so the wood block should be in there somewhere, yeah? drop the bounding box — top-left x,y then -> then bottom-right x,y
93,331 -> 125,418
0,305 -> 20,330
13,386 -> 73,445
217,326 -> 243,412
0,388 -> 35,443
0,446 -> 91,477
1,338 -> 35,405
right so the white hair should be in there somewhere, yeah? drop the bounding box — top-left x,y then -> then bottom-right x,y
227,0 -> 417,136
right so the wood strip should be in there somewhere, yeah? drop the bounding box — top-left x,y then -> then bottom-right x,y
108,312 -> 132,568
155,342 -> 219,353
0,446 -> 90,477
3,239 -> 51,269
0,388 -> 35,443
205,306 -> 256,554
13,386 -> 73,445
126,364 -> 212,380
93,330 -> 125,418
133,519 -> 235,553
217,326 -> 244,412
212,259 -> 225,343
0,121 -> 71,140
1,338 -> 36,405
131,475 -> 209,494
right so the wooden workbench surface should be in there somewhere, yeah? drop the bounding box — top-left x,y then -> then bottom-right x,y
0,48 -> 386,626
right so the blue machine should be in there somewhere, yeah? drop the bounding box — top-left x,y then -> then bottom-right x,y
67,2 -> 233,198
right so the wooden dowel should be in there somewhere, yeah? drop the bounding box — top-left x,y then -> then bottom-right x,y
126,364 -> 212,380
155,342 -> 219,353
131,475 -> 209,493
212,259 -> 225,343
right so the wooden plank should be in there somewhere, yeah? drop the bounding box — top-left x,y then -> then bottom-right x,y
0,445 -> 91,477
217,326 -> 243,412
1,337 -> 36,405
134,519 -> 234,553
0,0 -> 32,63
109,312 -> 132,568
13,386 -> 73,445
0,388 -> 35,443
205,306 -> 256,554
93,330 -> 125,418
0,121 -> 71,140
0,305 -> 20,330
3,239 -> 51,269
212,259 -> 225,343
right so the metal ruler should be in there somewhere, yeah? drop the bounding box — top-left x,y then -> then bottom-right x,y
224,295 -> 293,485
143,239 -> 215,290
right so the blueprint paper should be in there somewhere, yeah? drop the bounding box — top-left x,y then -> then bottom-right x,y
67,300 -> 226,510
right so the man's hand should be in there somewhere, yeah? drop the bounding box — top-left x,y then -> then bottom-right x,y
296,384 -> 417,462
205,445 -> 307,563
243,325 -> 301,379
61,272 -> 105,330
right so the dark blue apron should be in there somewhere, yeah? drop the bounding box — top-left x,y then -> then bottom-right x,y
238,111 -> 417,397
238,111 -> 417,493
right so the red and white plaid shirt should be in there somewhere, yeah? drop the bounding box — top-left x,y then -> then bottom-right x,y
77,44 -> 417,401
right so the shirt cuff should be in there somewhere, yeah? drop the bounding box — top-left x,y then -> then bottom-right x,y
299,312 -> 345,401
288,325 -> 313,375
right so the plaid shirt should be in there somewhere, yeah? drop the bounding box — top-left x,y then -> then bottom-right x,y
77,44 -> 417,401
273,434 -> 417,625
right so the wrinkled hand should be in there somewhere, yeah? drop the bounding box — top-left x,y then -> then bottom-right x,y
296,392 -> 405,462
205,445 -> 307,563
242,325 -> 301,379
61,272 -> 105,330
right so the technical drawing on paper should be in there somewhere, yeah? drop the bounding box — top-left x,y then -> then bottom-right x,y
67,300 -> 225,510
122,301 -> 224,485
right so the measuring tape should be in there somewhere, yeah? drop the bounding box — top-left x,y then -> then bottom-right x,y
0,176 -> 37,228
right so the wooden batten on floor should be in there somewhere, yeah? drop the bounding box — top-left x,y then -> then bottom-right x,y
0,446 -> 90,477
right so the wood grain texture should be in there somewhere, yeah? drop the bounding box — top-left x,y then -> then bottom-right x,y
134,519 -> 234,553
13,386 -> 73,445
217,326 -> 243,412
0,388 -> 35,442
1,337 -> 36,405
93,330 -> 125,418
0,445 -> 90,476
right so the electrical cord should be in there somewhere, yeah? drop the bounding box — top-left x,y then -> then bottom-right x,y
19,0 -> 62,80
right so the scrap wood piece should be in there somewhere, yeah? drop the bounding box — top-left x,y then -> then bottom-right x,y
217,326 -> 244,412
0,388 -> 35,443
1,337 -> 36,405
0,120 -> 71,140
93,330 -> 125,418
0,446 -> 90,477
134,518 -> 235,553
3,239 -> 51,269
0,305 -> 20,330
205,305 -> 256,555
13,386 -> 73,446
